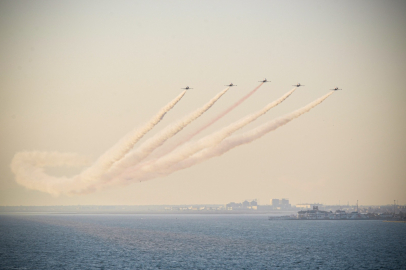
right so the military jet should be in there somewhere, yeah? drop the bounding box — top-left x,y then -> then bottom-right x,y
181,86 -> 193,90
293,83 -> 305,87
259,78 -> 271,83
330,87 -> 342,91
225,83 -> 237,87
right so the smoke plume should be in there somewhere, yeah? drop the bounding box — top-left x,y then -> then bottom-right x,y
111,91 -> 333,185
155,83 -> 265,159
115,88 -> 299,183
105,87 -> 230,179
10,91 -> 186,195
10,85 -> 335,196
167,91 -> 334,174
79,90 -> 186,182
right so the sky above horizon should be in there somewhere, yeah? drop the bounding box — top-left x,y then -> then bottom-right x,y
1,0 -> 405,206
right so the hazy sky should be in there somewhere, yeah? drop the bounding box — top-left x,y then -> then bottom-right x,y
1,0 -> 405,206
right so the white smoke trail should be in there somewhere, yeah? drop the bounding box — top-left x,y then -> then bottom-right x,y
10,91 -> 186,195
153,83 -> 265,160
10,152 -> 91,196
165,91 -> 335,174
78,90 -> 187,183
109,91 -> 333,185
104,87 -> 230,179
11,88 -> 334,195
11,151 -> 90,168
115,88 -> 298,183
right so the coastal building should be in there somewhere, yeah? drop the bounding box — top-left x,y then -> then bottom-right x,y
226,199 -> 258,210
296,206 -> 369,220
296,203 -> 312,209
271,199 -> 280,207
296,203 -> 323,209
334,210 -> 347,219
271,198 -> 291,209
297,206 -> 330,219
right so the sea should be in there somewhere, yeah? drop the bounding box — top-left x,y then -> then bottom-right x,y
1,214 -> 405,270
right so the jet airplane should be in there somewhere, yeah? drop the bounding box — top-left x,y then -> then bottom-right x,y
181,86 -> 193,90
259,78 -> 271,83
330,87 -> 342,91
225,83 -> 237,87
292,83 -> 305,87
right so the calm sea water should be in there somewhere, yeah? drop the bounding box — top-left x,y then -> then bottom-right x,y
1,214 -> 405,269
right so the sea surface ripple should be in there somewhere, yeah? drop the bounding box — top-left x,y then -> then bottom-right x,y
1,214 -> 405,269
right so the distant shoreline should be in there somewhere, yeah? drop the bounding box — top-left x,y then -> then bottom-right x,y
0,210 -> 296,215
